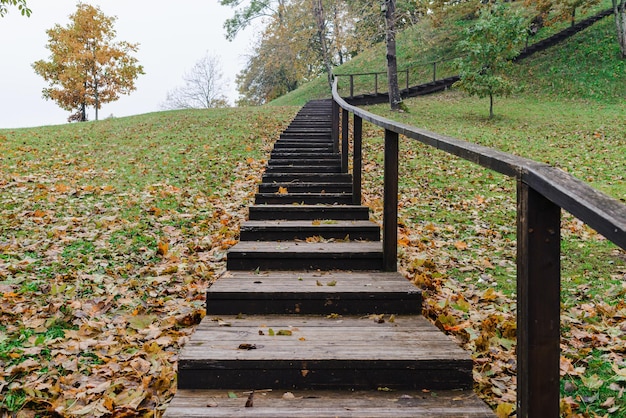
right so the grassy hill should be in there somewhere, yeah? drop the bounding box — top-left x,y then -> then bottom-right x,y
0,5 -> 624,416
271,4 -> 625,105
270,6 -> 625,416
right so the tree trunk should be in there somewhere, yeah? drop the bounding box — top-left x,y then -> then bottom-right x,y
95,77 -> 99,121
615,0 -> 626,58
489,93 -> 494,119
383,0 -> 402,111
313,0 -> 334,91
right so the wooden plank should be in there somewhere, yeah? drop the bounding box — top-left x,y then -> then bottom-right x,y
264,166 -> 342,174
258,183 -> 352,194
254,193 -> 354,205
181,315 -> 468,360
226,241 -> 383,271
215,270 -> 416,289
261,173 -> 353,183
177,315 -> 472,390
210,271 -> 417,294
206,271 -> 420,315
239,220 -> 380,241
164,389 -> 495,418
248,205 -> 370,221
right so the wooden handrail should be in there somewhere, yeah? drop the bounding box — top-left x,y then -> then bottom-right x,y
334,58 -> 458,98
331,78 -> 626,417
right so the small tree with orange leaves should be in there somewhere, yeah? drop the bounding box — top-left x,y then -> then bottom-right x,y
33,3 -> 144,122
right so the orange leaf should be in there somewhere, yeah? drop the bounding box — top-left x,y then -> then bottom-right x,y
277,186 -> 288,195
398,234 -> 410,247
55,183 -> 70,193
157,240 -> 169,256
454,241 -> 468,250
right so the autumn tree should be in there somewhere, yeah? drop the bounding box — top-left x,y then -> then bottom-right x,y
0,0 -> 30,17
220,0 -> 287,40
224,0 -> 383,102
236,1 -> 319,104
32,3 -> 144,122
161,52 -> 229,110
454,4 -> 528,118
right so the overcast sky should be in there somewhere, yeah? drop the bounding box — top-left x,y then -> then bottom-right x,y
0,1 -> 258,129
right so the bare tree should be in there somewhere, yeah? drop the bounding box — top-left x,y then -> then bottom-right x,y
161,52 -> 229,110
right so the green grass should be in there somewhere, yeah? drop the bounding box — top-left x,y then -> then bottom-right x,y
0,105 -> 300,415
271,0 -> 624,106
0,3 -> 624,414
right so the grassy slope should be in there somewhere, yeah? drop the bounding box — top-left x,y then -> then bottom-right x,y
0,106 -> 299,415
273,6 -> 625,416
0,5 -> 624,416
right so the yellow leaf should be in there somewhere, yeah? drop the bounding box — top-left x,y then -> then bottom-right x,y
481,287 -> 498,301
495,402 -> 515,418
312,220 -> 321,226
277,186 -> 288,194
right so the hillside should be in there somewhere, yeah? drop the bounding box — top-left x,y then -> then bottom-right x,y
270,4 -> 626,106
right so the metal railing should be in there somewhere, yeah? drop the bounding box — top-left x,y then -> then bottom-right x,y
331,78 -> 626,417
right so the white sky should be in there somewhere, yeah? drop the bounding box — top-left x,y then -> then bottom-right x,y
0,1 -> 259,129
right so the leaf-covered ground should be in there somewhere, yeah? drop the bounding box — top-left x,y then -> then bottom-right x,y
1,97 -> 624,418
0,107 -> 298,417
364,94 -> 626,417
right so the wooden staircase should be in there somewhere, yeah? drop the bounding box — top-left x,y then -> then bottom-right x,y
164,100 -> 495,417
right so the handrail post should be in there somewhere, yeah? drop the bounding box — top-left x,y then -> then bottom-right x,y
383,129 -> 399,272
517,181 -> 561,418
352,114 -> 362,205
405,69 -> 409,90
375,73 -> 378,95
349,75 -> 354,98
341,108 -> 349,173
433,61 -> 437,82
332,100 -> 339,154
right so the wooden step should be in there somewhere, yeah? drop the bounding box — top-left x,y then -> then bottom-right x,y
255,193 -> 353,205
227,241 -> 383,270
164,388 -> 495,418
280,133 -> 331,140
239,220 -> 380,241
264,165 -> 342,174
205,271 -> 418,315
258,183 -> 352,194
268,157 -> 340,165
270,148 -> 336,156
262,173 -> 352,183
176,315 -> 473,390
248,205 -> 370,221
270,152 -> 340,160
273,142 -> 333,149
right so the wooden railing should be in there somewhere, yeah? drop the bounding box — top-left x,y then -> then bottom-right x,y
331,78 -> 626,417
333,58 -> 457,98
